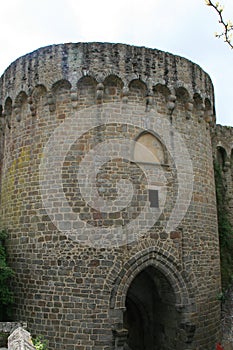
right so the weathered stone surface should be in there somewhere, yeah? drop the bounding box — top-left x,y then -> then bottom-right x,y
8,327 -> 35,350
0,323 -> 28,348
0,42 -> 230,349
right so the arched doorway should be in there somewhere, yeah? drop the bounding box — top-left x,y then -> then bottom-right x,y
123,266 -> 181,350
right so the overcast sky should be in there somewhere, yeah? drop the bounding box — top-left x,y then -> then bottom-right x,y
1,0 -> 232,126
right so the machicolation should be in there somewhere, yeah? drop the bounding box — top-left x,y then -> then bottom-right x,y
0,42 -> 232,349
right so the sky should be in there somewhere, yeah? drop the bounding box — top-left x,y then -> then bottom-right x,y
0,0 -> 232,126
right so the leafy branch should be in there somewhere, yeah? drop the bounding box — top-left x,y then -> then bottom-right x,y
32,336 -> 48,350
205,0 -> 233,49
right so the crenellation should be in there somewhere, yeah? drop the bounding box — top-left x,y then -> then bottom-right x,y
0,43 -> 214,111
0,79 -> 215,131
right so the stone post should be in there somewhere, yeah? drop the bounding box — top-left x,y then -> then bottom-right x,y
8,327 -> 35,350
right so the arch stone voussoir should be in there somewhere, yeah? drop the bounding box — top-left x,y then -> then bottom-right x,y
109,247 -> 196,311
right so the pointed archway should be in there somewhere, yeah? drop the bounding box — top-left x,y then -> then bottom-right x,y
123,266 -> 181,350
109,248 -> 197,349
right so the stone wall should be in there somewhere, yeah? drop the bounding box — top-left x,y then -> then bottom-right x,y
0,43 -> 222,349
211,124 -> 233,226
211,124 -> 233,347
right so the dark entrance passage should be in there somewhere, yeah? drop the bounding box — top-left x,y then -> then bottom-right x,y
123,266 -> 181,350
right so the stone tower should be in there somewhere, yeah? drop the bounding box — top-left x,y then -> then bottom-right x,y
0,43 -> 222,349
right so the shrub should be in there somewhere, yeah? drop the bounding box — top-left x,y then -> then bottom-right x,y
0,229 -> 14,320
32,336 -> 48,350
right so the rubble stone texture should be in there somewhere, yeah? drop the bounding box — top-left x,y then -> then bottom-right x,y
0,42 -> 232,349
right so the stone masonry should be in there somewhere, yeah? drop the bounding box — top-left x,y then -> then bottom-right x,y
211,124 -> 233,227
0,42 -> 231,349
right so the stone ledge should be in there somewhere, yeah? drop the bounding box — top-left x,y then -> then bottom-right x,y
0,323 -> 27,334
0,323 -> 27,348
8,327 -> 35,350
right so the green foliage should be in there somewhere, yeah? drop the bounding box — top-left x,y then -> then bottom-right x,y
205,0 -> 233,49
32,336 -> 48,350
214,161 -> 233,290
0,229 -> 14,321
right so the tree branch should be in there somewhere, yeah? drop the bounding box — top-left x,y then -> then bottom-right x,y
205,0 -> 233,49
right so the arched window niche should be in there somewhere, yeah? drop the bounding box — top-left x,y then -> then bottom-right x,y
133,132 -> 167,210
134,131 -> 166,165
216,146 -> 227,170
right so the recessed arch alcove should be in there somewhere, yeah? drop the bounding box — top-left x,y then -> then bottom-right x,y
128,79 -> 147,104
153,83 -> 170,113
52,79 -> 72,94
77,76 -> 97,105
193,93 -> 203,118
4,97 -> 12,129
109,248 -> 197,350
134,131 -> 166,164
103,74 -> 123,102
32,84 -> 47,101
216,146 -> 227,170
124,266 -> 180,350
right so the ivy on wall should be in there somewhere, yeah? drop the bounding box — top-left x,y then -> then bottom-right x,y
214,160 -> 233,290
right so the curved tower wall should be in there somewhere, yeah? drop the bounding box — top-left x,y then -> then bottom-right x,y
0,43 -> 221,349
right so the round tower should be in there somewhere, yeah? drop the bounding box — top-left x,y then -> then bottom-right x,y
0,43 -> 221,349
